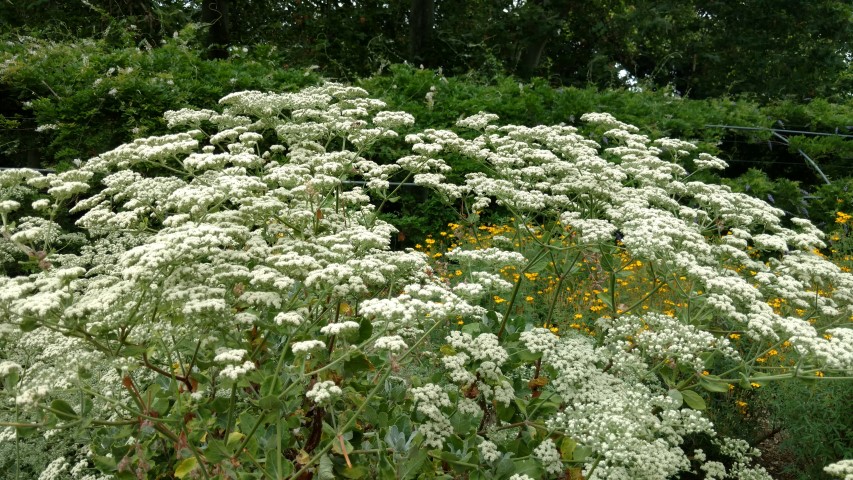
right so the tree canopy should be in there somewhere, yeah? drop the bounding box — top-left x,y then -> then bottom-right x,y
3,0 -> 851,99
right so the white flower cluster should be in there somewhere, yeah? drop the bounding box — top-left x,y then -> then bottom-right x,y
374,335 -> 407,352
526,332 -> 716,480
292,340 -> 326,354
360,282 -> 486,334
824,459 -> 853,480
478,439 -> 501,463
519,327 -> 559,354
405,108 -> 853,373
219,361 -> 256,381
213,348 -> 247,364
0,360 -> 22,378
0,199 -> 20,213
533,438 -> 563,475
410,383 -> 453,448
599,313 -> 740,372
442,331 -> 513,405
456,111 -> 500,130
319,321 -> 360,335
305,380 -> 342,405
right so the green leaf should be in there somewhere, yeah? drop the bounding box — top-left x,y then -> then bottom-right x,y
698,375 -> 731,393
449,411 -> 476,435
400,449 -> 428,480
667,389 -> 683,407
461,322 -> 482,335
343,352 -> 374,377
92,454 -> 117,472
120,344 -> 149,357
512,459 -> 544,477
259,395 -> 282,411
260,373 -> 281,396
226,431 -> 245,449
318,454 -> 336,480
174,457 -> 198,479
332,436 -> 355,456
205,439 -> 231,463
355,317 -> 373,343
573,445 -> 593,461
50,399 -> 78,420
680,389 -> 707,410
18,317 -> 39,332
514,348 -> 541,362
560,437 -> 576,461
339,466 -> 369,479
4,371 -> 20,390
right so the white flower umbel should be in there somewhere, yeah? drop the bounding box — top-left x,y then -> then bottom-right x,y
213,348 -> 248,364
305,380 -> 342,405
319,321 -> 360,336
374,335 -> 407,352
219,361 -> 256,381
410,383 -> 453,449
824,459 -> 853,480
478,439 -> 501,463
292,340 -> 326,355
533,438 -> 563,475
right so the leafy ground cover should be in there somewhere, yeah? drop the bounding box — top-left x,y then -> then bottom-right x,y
0,83 -> 851,479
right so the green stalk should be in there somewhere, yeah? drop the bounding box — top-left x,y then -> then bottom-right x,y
497,247 -> 550,339
224,383 -> 238,440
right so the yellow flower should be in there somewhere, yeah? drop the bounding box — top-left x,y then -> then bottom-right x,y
750,382 -> 761,388
701,370 -> 710,376
729,333 -> 741,340
493,295 -> 506,304
815,371 -> 824,377
454,270 -> 463,276
425,238 -> 436,245
525,296 -> 534,302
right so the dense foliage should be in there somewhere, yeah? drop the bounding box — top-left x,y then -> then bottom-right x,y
1,84 -> 852,479
3,1 -> 851,100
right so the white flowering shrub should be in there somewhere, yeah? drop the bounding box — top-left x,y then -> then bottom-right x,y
0,85 -> 851,479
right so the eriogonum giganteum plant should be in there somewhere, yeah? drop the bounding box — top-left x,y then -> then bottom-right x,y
0,84 -> 851,479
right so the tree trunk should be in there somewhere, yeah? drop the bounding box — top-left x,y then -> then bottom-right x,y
518,37 -> 550,79
409,0 -> 435,67
201,0 -> 231,59
516,0 -> 570,79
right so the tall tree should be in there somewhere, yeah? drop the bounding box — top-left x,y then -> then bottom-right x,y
201,0 -> 231,59
410,0 -> 435,66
